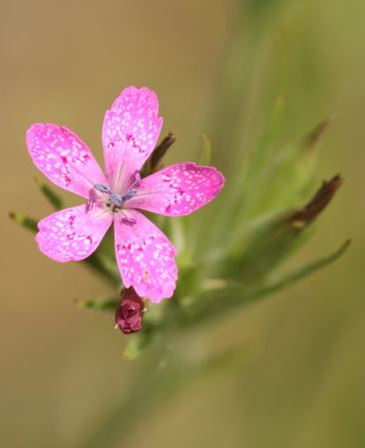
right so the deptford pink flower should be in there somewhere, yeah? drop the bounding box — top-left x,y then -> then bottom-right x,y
115,287 -> 144,334
26,87 -> 225,302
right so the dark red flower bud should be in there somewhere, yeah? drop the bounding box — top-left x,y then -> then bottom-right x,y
115,287 -> 144,334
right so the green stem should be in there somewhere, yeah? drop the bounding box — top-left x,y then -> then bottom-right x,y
80,348 -> 244,448
83,252 -> 121,286
34,177 -> 64,210
184,240 -> 351,326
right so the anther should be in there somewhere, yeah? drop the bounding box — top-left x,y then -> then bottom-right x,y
120,189 -> 138,203
94,184 -> 138,209
94,183 -> 111,194
109,191 -> 124,207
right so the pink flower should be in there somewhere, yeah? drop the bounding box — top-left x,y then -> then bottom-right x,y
26,87 -> 225,302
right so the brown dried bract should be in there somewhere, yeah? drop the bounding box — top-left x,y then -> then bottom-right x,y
287,174 -> 342,228
149,131 -> 176,173
302,116 -> 334,149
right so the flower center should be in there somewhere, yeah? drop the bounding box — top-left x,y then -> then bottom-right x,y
86,183 -> 138,215
94,183 -> 138,211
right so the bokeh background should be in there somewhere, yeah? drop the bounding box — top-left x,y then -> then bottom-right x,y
2,0 -> 365,447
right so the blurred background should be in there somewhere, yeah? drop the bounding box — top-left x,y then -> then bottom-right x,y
1,0 -> 365,447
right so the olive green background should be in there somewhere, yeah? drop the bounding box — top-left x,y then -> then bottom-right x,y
1,0 -> 365,447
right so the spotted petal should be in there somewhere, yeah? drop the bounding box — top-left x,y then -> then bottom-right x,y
114,210 -> 177,303
36,205 -> 112,262
26,124 -> 107,198
102,86 -> 163,192
127,163 -> 225,216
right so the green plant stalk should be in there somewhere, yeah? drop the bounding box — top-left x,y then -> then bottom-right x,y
76,297 -> 119,311
183,240 -> 350,327
79,347 -> 246,448
9,212 -> 38,232
34,177 -> 64,210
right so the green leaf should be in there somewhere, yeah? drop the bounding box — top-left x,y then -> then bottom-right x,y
84,252 -> 121,286
163,217 -> 190,266
244,94 -> 285,186
246,117 -> 333,219
184,239 -> 351,326
224,117 -> 333,253
199,97 -> 285,259
9,212 -> 38,232
219,174 -> 342,284
75,297 -> 119,311
34,177 -> 63,210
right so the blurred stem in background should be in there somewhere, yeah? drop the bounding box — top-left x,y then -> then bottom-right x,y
206,0 -> 281,162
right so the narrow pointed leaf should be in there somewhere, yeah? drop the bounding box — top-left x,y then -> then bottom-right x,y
85,252 -> 121,286
185,239 -> 350,326
220,175 -> 342,283
244,94 -> 285,185
205,97 -> 285,255
228,117 -> 334,244
9,212 -> 38,232
34,177 -> 63,210
248,117 -> 333,217
76,297 -> 119,311
163,216 -> 187,258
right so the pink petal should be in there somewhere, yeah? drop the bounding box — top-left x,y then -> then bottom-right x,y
26,124 -> 107,198
127,163 -> 225,216
36,205 -> 112,262
102,87 -> 163,192
114,210 -> 177,303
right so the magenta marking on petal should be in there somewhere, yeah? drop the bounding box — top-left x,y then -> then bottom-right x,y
127,162 -> 225,217
26,124 -> 107,198
114,210 -> 177,303
120,217 -> 137,226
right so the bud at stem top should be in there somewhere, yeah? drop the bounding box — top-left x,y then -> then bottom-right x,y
115,287 -> 144,334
